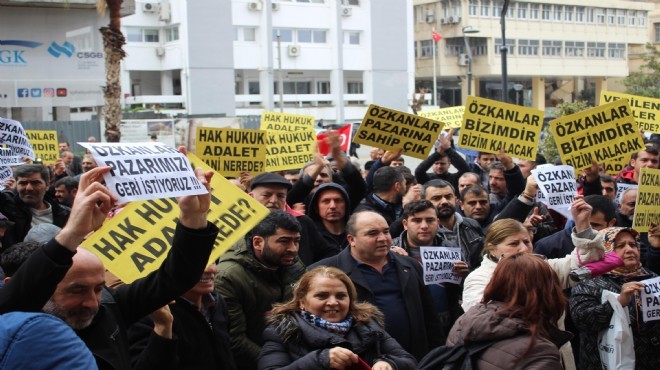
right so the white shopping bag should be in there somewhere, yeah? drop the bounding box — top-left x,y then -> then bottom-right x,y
597,290 -> 635,370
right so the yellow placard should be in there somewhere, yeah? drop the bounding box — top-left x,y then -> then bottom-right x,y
633,168 -> 660,232
260,111 -> 315,131
457,97 -> 544,161
550,99 -> 645,172
25,130 -> 58,164
418,106 -> 465,129
600,91 -> 660,134
81,153 -> 269,284
265,128 -> 316,172
353,104 -> 445,160
604,155 -> 631,177
195,127 -> 266,177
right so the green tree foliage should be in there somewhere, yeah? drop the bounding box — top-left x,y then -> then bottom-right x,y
623,43 -> 660,98
539,101 -> 592,164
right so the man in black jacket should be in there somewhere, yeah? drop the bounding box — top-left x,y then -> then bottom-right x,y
310,211 -> 442,360
0,166 -> 219,370
414,130 -> 470,192
0,164 -> 70,249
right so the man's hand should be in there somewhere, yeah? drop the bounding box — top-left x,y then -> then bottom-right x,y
150,303 -> 174,339
53,159 -> 66,176
2,176 -> 16,190
390,246 -> 409,257
402,184 -> 421,207
327,130 -> 348,170
452,261 -> 469,278
436,129 -> 454,153
177,167 -> 213,229
497,149 -> 515,171
381,148 -> 403,165
525,207 -> 546,228
372,361 -> 394,370
523,174 -> 539,198
649,224 -> 660,249
571,196 -> 592,233
55,166 -> 117,251
303,152 -> 327,179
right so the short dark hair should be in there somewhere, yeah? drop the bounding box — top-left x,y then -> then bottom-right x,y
460,184 -> 488,201
53,177 -> 79,192
373,166 -> 404,193
599,174 -> 617,193
487,162 -> 505,173
421,179 -> 455,198
252,210 -> 301,239
13,164 -> 49,184
401,170 -> 416,186
478,152 -> 495,158
0,241 -> 41,277
584,195 -> 616,222
392,156 -> 405,163
401,200 -> 438,220
536,153 -> 547,166
364,160 -> 375,171
631,145 -> 659,160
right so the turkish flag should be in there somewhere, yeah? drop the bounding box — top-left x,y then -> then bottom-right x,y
432,30 -> 442,43
317,124 -> 352,156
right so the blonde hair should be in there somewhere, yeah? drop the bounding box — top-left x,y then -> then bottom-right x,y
483,219 -> 527,256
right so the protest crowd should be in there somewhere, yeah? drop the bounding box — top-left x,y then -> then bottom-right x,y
0,95 -> 660,370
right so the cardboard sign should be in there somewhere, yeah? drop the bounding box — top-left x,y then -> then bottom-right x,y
195,127 -> 266,177
601,91 -> 660,134
641,276 -> 660,322
420,246 -> 462,285
265,129 -> 316,172
81,153 -> 270,284
604,155 -> 631,177
549,99 -> 645,172
25,130 -> 59,164
615,183 -> 638,205
0,117 -> 35,161
80,142 -> 207,203
0,166 -> 12,190
353,104 -> 445,160
532,165 -> 577,220
260,111 -> 314,131
458,97 -> 544,161
0,148 -> 20,167
418,106 -> 465,129
633,168 -> 660,232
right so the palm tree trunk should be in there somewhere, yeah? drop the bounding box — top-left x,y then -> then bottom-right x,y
100,0 -> 125,142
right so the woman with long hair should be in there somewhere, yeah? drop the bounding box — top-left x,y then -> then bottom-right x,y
258,266 -> 416,370
447,253 -> 571,369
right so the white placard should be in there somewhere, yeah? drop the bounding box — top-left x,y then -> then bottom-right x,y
532,165 -> 577,220
80,142 -> 207,203
641,276 -> 660,322
420,246 -> 462,285
0,166 -> 12,191
0,117 -> 35,161
615,183 -> 638,205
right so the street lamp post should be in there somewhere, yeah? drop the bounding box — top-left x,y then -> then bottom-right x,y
462,26 -> 479,97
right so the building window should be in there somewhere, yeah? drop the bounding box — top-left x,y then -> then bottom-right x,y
608,43 -> 626,59
493,0 -> 503,18
587,42 -> 605,57
165,27 -> 179,42
617,10 -> 626,26
656,23 -> 660,42
343,0 -> 359,5
564,41 -> 584,57
542,40 -> 562,56
445,38 -> 464,56
564,6 -> 573,22
273,29 -> 293,42
628,10 -> 636,26
420,40 -> 436,58
143,29 -> 159,42
541,4 -> 551,20
471,39 -> 488,56
481,0 -> 489,17
347,81 -> 363,94
638,11 -> 646,27
317,81 -> 331,94
125,27 -> 142,42
518,39 -> 539,55
576,7 -> 584,22
587,8 -> 595,23
235,27 -> 256,42
494,38 -> 515,55
596,8 -> 605,24
248,81 -> 260,95
517,2 -> 527,19
344,31 -> 360,45
506,2 -> 515,18
274,81 -> 311,94
607,9 -> 615,25
469,0 -> 478,16
297,0 -> 324,3
529,3 -> 539,19
297,29 -> 326,43
553,5 -> 562,21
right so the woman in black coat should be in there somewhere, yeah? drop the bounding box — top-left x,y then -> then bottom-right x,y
258,266 -> 416,370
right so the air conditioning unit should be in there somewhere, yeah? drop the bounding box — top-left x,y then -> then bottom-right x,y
341,7 -> 352,17
440,17 -> 448,24
288,44 -> 300,57
272,2 -> 280,11
449,15 -> 461,23
142,2 -> 156,12
458,53 -> 469,66
156,47 -> 165,57
247,1 -> 262,11
159,2 -> 171,22
426,15 -> 435,23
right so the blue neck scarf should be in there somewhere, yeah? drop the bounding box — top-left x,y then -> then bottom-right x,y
300,310 -> 354,336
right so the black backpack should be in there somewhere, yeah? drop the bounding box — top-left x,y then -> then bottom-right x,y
416,341 -> 495,370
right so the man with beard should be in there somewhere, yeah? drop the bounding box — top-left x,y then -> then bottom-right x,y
53,177 -> 78,207
616,188 -> 637,228
468,152 -> 497,188
215,211 -> 305,370
0,164 -> 70,249
310,211 -> 442,360
354,166 -> 406,226
0,165 -> 219,369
